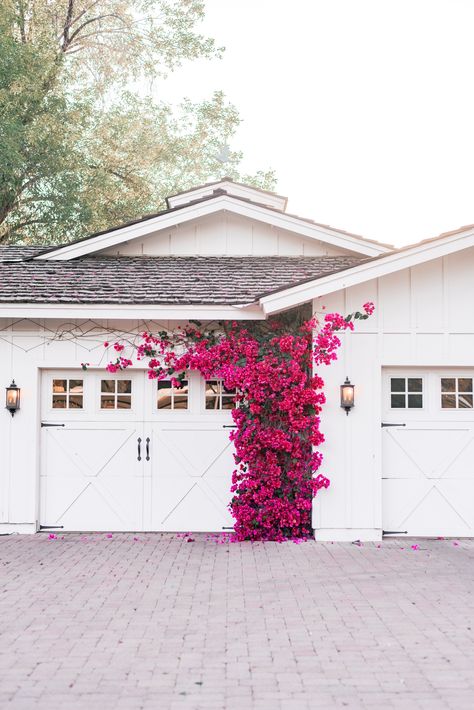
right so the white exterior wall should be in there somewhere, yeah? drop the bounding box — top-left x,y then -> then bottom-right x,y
0,318 -> 183,533
313,247 -> 474,541
101,213 -> 353,257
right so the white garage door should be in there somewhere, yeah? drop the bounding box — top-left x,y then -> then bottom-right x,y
382,369 -> 474,537
40,370 -> 236,532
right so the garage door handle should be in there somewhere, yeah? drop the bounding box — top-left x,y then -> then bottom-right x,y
146,437 -> 150,461
381,422 -> 406,427
137,437 -> 142,461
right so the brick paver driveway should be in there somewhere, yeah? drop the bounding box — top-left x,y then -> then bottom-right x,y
1,535 -> 473,710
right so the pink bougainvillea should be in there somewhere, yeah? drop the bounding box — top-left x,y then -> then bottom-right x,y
99,303 -> 374,541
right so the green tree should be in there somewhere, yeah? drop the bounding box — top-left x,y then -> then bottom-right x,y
0,1 -> 275,243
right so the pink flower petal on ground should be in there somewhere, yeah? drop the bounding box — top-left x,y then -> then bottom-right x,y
453,541 -> 459,546
48,533 -> 57,539
187,538 -> 195,542
411,544 -> 419,550
107,534 -> 113,538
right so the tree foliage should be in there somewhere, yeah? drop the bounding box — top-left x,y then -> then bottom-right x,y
0,1 -> 275,243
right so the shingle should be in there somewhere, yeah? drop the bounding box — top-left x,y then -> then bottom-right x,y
0,249 -> 367,305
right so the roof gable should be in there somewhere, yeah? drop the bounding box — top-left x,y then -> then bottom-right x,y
34,183 -> 392,261
166,178 -> 288,211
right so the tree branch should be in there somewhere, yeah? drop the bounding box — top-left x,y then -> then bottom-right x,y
61,0 -> 76,52
66,13 -> 132,50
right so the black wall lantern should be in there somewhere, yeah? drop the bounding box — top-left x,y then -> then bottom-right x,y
340,377 -> 355,415
5,380 -> 20,417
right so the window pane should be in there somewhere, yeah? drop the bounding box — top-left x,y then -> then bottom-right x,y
206,380 -> 220,396
222,397 -> 235,410
223,385 -> 236,395
52,394 -> 67,408
157,381 -> 172,409
458,378 -> 473,393
101,380 -> 115,393
206,396 -> 220,410
441,378 -> 455,393
408,378 -> 422,393
69,380 -> 83,393
101,395 -> 115,409
391,394 -> 406,408
390,378 -> 405,393
442,394 -> 456,409
458,394 -> 473,409
53,379 -> 67,393
117,380 -> 131,394
174,396 -> 188,409
174,382 -> 189,397
408,394 -> 422,409
117,395 -> 131,409
69,395 -> 83,409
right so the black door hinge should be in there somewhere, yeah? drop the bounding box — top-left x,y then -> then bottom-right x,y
383,530 -> 408,535
39,525 -> 64,530
41,423 -> 65,427
381,422 -> 406,428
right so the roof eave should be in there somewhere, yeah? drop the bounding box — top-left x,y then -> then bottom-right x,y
259,225 -> 474,315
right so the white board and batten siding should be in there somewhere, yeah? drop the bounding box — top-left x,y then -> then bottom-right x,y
314,246 -> 474,541
101,213 -> 353,257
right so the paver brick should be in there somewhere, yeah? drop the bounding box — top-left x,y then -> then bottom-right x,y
0,534 -> 473,709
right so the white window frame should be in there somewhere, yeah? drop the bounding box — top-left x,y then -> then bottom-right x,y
156,377 -> 190,412
440,375 -> 474,411
203,379 -> 237,413
99,377 -> 133,411
389,375 -> 425,411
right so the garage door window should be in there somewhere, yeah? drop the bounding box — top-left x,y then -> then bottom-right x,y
205,380 -> 237,410
157,380 -> 189,410
390,377 -> 423,409
441,378 -> 473,409
101,379 -> 132,409
52,379 -> 83,409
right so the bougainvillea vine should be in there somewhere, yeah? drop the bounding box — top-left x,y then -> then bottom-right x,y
97,302 -> 374,541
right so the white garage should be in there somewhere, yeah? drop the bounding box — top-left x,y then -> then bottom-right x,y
2,178 -> 474,540
40,370 -> 236,532
382,370 -> 474,537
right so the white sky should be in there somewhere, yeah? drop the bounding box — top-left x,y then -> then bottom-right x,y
157,0 -> 474,246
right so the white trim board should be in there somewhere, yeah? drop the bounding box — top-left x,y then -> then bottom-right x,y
34,195 -> 391,261
260,226 -> 474,314
0,303 -> 265,320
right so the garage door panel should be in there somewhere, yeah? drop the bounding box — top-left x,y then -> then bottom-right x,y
383,427 -> 469,479
41,423 -> 143,531
53,479 -> 143,531
382,369 -> 474,536
383,479 -> 432,531
151,424 -> 234,531
41,474 -> 89,526
440,434 -> 474,479
382,431 -> 426,479
435,480 -> 474,528
45,427 -> 140,478
155,427 -> 234,479
383,480 -> 472,536
154,479 -> 231,531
